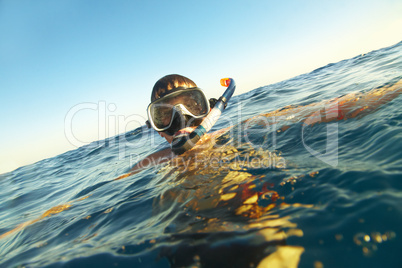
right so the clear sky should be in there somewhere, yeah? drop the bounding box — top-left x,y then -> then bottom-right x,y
1,0 -> 401,174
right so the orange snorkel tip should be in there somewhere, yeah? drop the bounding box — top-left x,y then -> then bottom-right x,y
220,78 -> 231,87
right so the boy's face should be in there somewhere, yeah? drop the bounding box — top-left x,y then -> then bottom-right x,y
151,89 -> 209,144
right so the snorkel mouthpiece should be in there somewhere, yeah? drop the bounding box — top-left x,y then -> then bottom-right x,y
171,78 -> 236,155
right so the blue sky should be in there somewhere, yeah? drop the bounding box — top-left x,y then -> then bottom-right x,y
1,0 -> 401,174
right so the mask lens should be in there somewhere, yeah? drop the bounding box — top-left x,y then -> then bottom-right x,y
175,90 -> 209,116
150,103 -> 174,129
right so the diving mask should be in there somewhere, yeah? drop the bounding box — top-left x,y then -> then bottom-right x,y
146,87 -> 210,134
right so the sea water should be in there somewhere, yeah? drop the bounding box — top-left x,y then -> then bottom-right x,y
1,41 -> 401,268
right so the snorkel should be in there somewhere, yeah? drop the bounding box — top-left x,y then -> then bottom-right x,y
171,78 -> 236,155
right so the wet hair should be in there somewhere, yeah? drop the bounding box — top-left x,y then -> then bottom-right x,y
151,74 -> 197,102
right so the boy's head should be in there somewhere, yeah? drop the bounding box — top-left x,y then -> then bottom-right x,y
151,74 -> 197,102
147,74 -> 210,144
